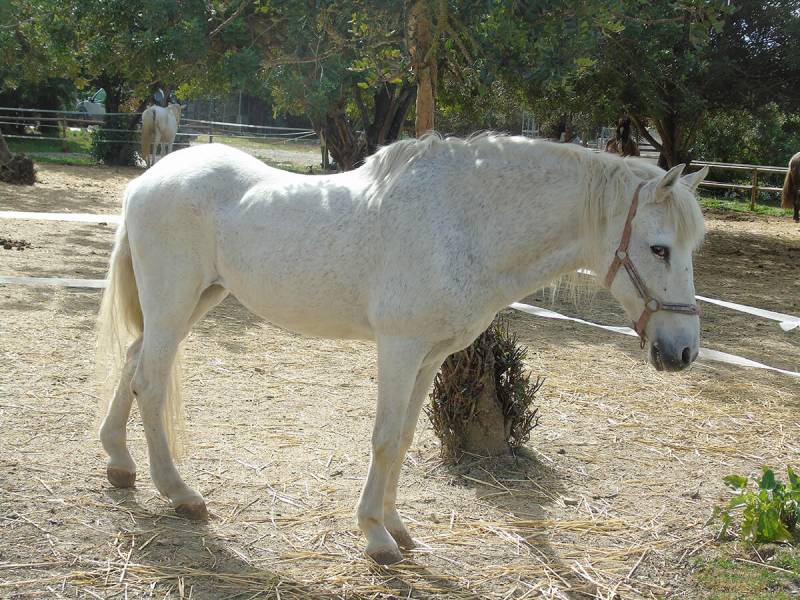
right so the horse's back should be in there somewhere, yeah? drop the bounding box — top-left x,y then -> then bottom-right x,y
124,143 -> 379,339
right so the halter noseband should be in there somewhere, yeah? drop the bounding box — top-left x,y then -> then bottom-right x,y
603,182 -> 701,348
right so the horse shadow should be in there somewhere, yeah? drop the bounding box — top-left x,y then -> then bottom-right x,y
194,295 -> 267,355
101,484 -> 495,600
102,487 -> 344,599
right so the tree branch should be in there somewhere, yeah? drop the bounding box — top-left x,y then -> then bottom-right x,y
209,1 -> 251,39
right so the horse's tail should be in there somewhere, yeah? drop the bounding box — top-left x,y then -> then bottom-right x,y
140,108 -> 155,167
782,154 -> 799,209
96,196 -> 185,457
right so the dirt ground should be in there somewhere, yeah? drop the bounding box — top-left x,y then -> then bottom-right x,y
0,163 -> 798,599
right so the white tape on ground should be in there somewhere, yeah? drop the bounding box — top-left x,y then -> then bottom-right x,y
695,295 -> 800,332
0,275 -> 107,288
0,211 -> 121,224
577,268 -> 799,332
509,302 -> 800,379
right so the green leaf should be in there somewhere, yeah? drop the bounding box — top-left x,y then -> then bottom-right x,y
787,466 -> 799,490
727,495 -> 747,509
760,468 -> 777,491
756,507 -> 793,542
723,475 -> 748,490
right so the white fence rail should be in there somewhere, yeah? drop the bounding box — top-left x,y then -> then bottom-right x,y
0,107 -> 319,147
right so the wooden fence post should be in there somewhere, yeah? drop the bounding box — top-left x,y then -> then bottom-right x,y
750,168 -> 758,211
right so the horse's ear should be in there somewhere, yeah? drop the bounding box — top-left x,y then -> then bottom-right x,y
681,166 -> 708,192
656,164 -> 685,195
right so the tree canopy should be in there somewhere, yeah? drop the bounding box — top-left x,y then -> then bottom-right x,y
2,0 -> 799,169
484,0 -> 800,167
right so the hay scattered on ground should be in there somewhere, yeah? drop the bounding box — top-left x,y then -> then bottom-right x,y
0,163 -> 798,599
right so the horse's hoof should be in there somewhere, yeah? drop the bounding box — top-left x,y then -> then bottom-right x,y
175,499 -> 209,521
366,544 -> 403,565
107,467 -> 136,489
388,528 -> 416,550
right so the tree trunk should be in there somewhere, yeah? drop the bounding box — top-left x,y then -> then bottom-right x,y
120,97 -> 151,164
319,84 -> 416,172
319,99 -> 363,171
461,350 -> 511,457
409,0 -> 436,136
361,82 -> 416,155
654,114 -> 692,169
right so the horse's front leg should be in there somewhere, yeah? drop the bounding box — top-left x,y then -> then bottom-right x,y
794,198 -> 799,223
382,360 -> 442,550
358,336 -> 428,565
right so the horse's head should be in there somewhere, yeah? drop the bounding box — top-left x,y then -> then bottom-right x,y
167,102 -> 183,120
597,164 -> 708,372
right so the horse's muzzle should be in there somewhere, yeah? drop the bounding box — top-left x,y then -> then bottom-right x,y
649,338 -> 698,372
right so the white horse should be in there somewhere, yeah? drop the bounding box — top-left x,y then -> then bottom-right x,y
96,134 -> 708,565
140,103 -> 182,168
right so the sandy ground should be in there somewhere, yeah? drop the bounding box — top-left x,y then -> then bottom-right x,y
0,162 -> 798,599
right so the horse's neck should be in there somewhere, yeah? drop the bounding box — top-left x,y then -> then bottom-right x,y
458,154 -> 598,303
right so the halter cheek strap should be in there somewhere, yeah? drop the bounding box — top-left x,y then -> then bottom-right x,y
603,182 -> 701,348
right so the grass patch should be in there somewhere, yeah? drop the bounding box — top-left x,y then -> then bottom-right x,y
699,195 -> 792,218
27,154 -> 96,167
695,547 -> 800,599
8,129 -> 92,154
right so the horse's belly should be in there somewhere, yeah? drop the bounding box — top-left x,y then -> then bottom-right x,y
222,274 -> 374,340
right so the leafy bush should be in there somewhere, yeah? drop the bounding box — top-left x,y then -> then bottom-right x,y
90,115 -> 139,166
693,105 -> 800,167
713,467 -> 800,543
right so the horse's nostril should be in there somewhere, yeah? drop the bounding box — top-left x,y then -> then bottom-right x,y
681,346 -> 692,365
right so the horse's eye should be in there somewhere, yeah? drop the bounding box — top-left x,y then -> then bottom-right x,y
650,245 -> 670,260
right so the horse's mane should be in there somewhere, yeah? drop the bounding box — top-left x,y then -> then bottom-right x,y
365,132 -> 705,250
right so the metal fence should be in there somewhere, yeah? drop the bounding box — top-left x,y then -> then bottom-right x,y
0,107 -> 318,147
3,106 -> 792,208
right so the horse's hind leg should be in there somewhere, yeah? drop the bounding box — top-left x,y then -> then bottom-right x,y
125,265 -> 225,521
100,284 -> 227,492
153,130 -> 162,164
100,336 -> 143,488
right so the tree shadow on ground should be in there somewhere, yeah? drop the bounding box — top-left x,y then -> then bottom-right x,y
432,448 -> 597,598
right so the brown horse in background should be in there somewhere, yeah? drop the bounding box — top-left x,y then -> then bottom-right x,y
781,152 -> 800,222
605,117 -> 640,158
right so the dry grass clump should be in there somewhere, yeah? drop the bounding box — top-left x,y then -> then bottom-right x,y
426,317 -> 543,461
0,154 -> 36,185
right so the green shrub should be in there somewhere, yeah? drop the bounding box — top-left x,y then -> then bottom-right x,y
90,115 -> 139,166
713,466 -> 800,543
